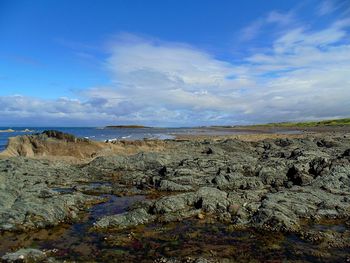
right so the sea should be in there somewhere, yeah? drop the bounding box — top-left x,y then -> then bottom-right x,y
0,127 -> 255,152
0,126 -> 305,152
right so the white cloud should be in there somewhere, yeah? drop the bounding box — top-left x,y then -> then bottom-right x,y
1,16 -> 350,126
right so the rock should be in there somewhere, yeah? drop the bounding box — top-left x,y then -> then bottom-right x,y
257,165 -> 287,187
342,149 -> 350,157
160,209 -> 201,223
151,187 -> 230,215
309,157 -> 330,177
197,212 -> 205,219
75,183 -> 113,195
0,191 -> 99,231
228,204 -> 240,215
286,165 -> 313,186
1,248 -> 47,262
1,131 -> 350,259
253,186 -> 350,231
316,138 -> 338,148
311,165 -> 350,193
159,166 -> 167,176
194,187 -> 229,213
94,187 -> 233,230
154,258 -> 214,263
0,130 -> 168,161
42,130 -> 81,142
158,180 -> 193,192
274,138 -> 293,147
202,147 -> 214,154
152,193 -> 195,214
93,208 -> 156,229
213,173 -> 264,190
0,158 -> 102,231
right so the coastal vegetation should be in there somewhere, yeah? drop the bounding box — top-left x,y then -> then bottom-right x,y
252,118 -> 350,128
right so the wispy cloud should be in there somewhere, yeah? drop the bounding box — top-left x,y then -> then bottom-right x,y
318,0 -> 338,16
317,0 -> 350,16
240,10 -> 295,41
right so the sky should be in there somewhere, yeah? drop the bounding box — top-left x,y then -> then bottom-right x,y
0,0 -> 350,127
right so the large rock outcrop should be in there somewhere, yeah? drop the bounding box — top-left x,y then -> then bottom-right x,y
0,130 -> 168,162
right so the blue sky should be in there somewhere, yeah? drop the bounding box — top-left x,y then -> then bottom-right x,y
0,0 -> 349,126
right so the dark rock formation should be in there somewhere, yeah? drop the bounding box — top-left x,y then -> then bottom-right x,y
1,131 -> 350,261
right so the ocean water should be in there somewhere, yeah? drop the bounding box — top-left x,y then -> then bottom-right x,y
0,127 -> 243,152
0,126 -> 303,152
0,127 -> 165,152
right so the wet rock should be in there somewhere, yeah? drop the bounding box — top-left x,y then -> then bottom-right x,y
289,148 -> 304,159
202,147 -> 214,154
316,138 -> 338,148
151,187 -> 230,215
286,165 -> 313,186
256,165 -> 287,187
309,157 -> 330,177
152,192 -> 195,214
160,209 -> 201,223
1,132 -> 350,256
254,187 -> 350,231
228,204 -> 240,215
311,165 -> 350,193
154,258 -> 215,263
197,212 -> 205,219
128,152 -> 172,171
94,187 -> 233,230
274,138 -> 293,147
1,248 -> 47,262
86,134 -> 350,233
0,191 -> 99,231
158,180 -> 193,192
93,208 -> 156,230
194,187 -> 230,213
0,158 -> 101,231
83,155 -> 128,176
213,173 -> 264,190
159,166 -> 167,176
342,148 -> 350,157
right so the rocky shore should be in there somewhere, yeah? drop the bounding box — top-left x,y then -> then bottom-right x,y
0,130 -> 350,262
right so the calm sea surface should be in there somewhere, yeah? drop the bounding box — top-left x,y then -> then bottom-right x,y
0,127 -> 255,152
0,126 -> 303,152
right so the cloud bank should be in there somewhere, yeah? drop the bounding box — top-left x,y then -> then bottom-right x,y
1,6 -> 350,126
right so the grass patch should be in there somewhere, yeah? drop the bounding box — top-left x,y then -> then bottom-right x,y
252,118 -> 350,128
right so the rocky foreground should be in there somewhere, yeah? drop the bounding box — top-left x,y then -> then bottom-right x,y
0,130 -> 350,262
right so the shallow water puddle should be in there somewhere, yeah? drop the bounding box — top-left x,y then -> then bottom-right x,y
90,194 -> 145,219
310,219 -> 348,233
51,187 -> 75,194
98,220 -> 350,262
0,195 -> 145,257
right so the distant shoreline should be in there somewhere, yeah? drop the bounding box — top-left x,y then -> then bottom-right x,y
105,125 -> 150,129
209,117 -> 350,129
